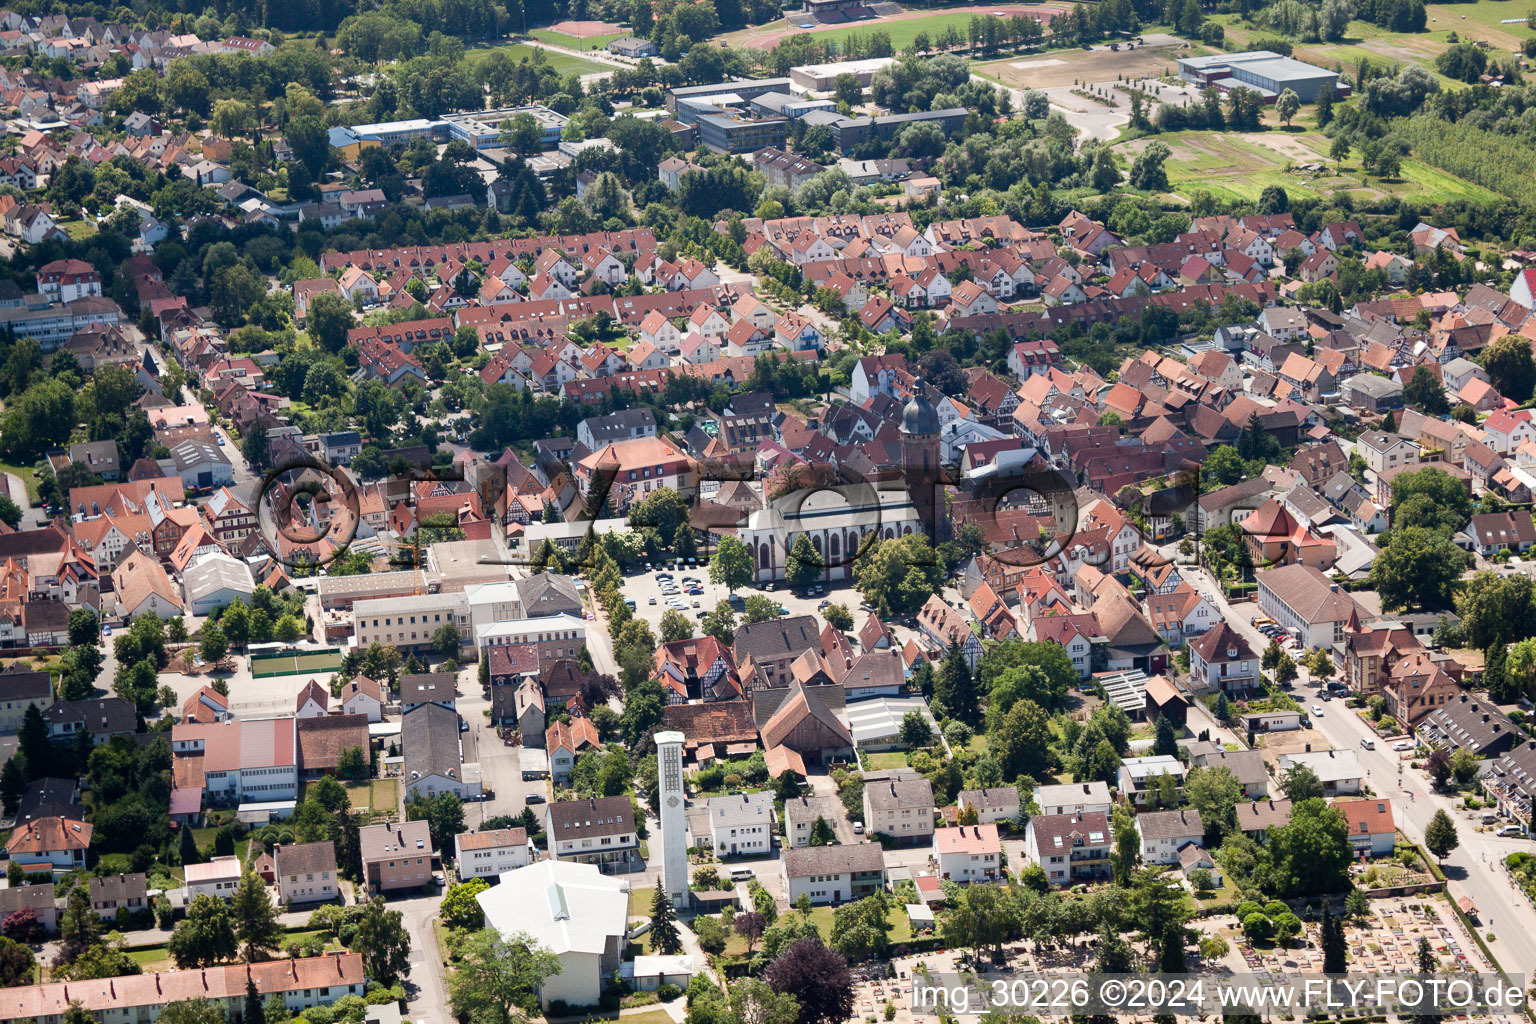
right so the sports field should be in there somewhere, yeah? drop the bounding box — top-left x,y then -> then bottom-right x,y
1115,130 -> 1503,206
729,3 -> 1068,49
467,42 -> 610,76
251,649 -> 345,678
528,26 -> 627,50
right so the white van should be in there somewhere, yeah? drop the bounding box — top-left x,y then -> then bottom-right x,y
730,867 -> 755,882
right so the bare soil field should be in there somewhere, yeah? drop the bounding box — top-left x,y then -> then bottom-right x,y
980,37 -> 1182,87
548,18 -> 625,36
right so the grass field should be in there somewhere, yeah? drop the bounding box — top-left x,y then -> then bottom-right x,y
1116,129 -> 1503,205
863,751 -> 909,769
344,778 -> 398,814
527,27 -> 626,50
466,42 -> 609,77
977,41 -> 1181,88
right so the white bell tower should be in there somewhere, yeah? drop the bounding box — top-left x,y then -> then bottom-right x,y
655,730 -> 689,908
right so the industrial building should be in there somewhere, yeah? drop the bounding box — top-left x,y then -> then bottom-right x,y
1177,51 -> 1340,102
789,57 -> 896,92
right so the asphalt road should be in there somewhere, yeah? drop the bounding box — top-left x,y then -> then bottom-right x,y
1182,562 -> 1536,978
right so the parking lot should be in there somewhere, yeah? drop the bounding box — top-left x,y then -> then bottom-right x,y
617,566 -> 917,651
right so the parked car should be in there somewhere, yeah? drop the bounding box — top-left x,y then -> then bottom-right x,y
1392,740 -> 1414,752
1360,737 -> 1374,750
648,597 -> 657,605
1498,824 -> 1525,837
525,794 -> 545,804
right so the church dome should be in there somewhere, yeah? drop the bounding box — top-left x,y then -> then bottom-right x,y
901,378 -> 940,437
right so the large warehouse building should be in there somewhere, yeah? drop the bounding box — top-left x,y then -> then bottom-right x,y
1177,51 -> 1340,102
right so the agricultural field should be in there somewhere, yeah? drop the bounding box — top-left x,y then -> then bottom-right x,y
727,3 -> 1068,50
465,41 -> 611,77
976,34 -> 1184,88
1114,129 -> 1503,205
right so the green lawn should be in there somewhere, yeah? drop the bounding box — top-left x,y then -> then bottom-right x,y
57,219 -> 96,241
341,778 -> 399,815
628,885 -> 657,916
526,27 -> 626,50
466,42 -> 609,77
0,461 -> 39,504
805,903 -> 914,945
863,752 -> 908,770
1122,129 -> 1502,206
773,10 -> 999,52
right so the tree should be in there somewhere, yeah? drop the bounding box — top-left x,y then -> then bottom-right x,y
244,979 -> 266,1024
1390,467 -> 1472,535
169,894 -> 238,967
447,928 -> 562,1024
1331,135 -> 1351,167
824,604 -> 853,632
1484,335 -> 1536,404
355,896 -> 412,985
1266,799 -> 1352,897
1425,809 -> 1459,862
67,608 -> 99,648
0,758 -> 22,816
1281,764 -> 1324,802
852,534 -> 946,617
56,887 -> 98,966
1129,141 -> 1170,191
158,1000 -> 226,1024
199,622 -> 229,666
651,885 -> 683,955
829,894 -> 892,961
786,533 -> 822,591
935,639 -> 979,724
1371,527 -> 1464,611
810,816 -> 835,846
1403,365 -> 1450,415
1273,88 -> 1300,127
764,939 -> 854,1024
406,791 -> 466,858
984,698 -> 1050,785
709,535 -> 754,593
1111,805 -> 1139,882
1321,905 -> 1346,973
734,910 -> 767,954
441,879 -> 489,931
231,871 -> 282,962
1425,747 -> 1453,789
1185,765 -> 1242,846
660,609 -> 694,644
1152,714 -> 1178,757
0,935 -> 32,987
899,711 -> 932,747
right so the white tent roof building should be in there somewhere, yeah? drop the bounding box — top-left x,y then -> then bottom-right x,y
476,860 -> 630,1009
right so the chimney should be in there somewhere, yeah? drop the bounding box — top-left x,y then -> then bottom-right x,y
1484,714 -> 1490,723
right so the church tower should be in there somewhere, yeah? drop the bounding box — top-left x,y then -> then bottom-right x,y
655,730 -> 689,908
900,378 -> 945,544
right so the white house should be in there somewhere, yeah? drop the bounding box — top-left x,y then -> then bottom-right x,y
1033,781 -> 1113,817
273,842 -> 339,905
184,856 -> 243,901
1136,808 -> 1204,865
1278,750 -> 1363,797
935,824 -> 1002,884
1333,797 -> 1396,857
780,843 -> 886,906
1116,756 -> 1187,808
455,827 -> 535,881
477,860 -> 628,1011
708,792 -> 774,857
956,787 -> 1021,826
340,676 -> 385,723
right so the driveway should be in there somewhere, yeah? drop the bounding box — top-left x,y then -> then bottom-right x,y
394,890 -> 451,1022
